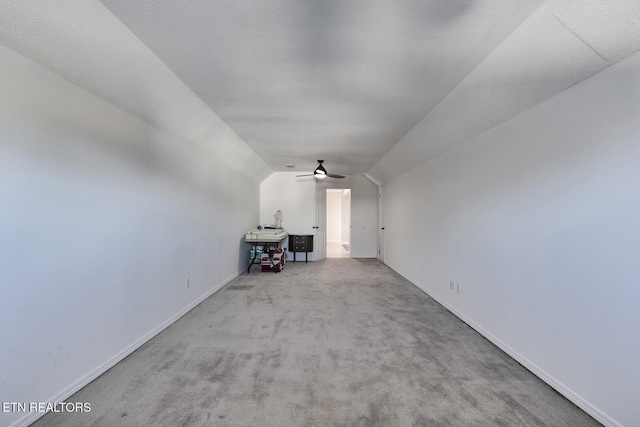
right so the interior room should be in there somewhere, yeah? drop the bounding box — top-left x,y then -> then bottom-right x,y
1,1 -> 639,426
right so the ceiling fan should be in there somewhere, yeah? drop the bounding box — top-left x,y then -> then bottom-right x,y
296,160 -> 345,179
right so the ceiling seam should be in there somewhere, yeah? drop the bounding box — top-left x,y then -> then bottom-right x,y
547,10 -> 609,62
420,3 -> 551,120
368,11 -> 620,185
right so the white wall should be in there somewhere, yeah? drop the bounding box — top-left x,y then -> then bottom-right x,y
341,190 -> 351,244
0,45 -> 259,427
326,190 -> 343,242
383,50 -> 640,427
260,172 -> 316,260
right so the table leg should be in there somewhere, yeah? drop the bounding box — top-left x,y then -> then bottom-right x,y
247,247 -> 256,273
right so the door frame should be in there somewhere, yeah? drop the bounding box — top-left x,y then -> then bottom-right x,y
378,185 -> 385,262
314,182 -> 327,260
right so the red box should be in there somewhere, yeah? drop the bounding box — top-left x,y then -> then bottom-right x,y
261,249 -> 285,272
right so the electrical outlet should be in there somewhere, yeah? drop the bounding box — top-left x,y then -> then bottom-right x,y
450,280 -> 454,290
185,278 -> 190,289
457,282 -> 460,293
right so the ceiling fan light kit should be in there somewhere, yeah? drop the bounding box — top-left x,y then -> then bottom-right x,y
315,162 -> 328,176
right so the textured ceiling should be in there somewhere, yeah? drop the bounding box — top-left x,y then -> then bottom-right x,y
2,1 -> 639,183
368,0 -> 640,183
98,0 -> 544,175
0,0 -> 272,182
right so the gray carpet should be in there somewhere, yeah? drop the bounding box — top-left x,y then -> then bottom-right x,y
34,259 -> 600,426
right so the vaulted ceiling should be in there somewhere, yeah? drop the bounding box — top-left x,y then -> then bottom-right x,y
2,1 -> 639,183
97,0 -> 543,176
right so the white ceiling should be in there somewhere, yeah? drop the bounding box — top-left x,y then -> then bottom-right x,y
96,0 -> 544,175
2,1 -> 639,183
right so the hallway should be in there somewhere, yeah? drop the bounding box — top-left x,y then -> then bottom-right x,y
326,241 -> 351,258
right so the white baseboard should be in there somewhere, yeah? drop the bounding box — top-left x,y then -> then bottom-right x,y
384,262 -> 620,427
11,272 -> 239,427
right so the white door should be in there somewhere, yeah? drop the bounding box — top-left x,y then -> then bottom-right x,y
378,186 -> 385,262
314,183 -> 327,260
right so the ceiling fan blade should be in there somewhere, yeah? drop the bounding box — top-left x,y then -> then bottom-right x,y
295,174 -> 314,177
327,174 -> 346,178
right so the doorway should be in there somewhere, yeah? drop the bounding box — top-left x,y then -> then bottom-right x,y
326,189 -> 351,258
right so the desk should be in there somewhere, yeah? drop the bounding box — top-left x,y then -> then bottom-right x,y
245,236 -> 287,273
